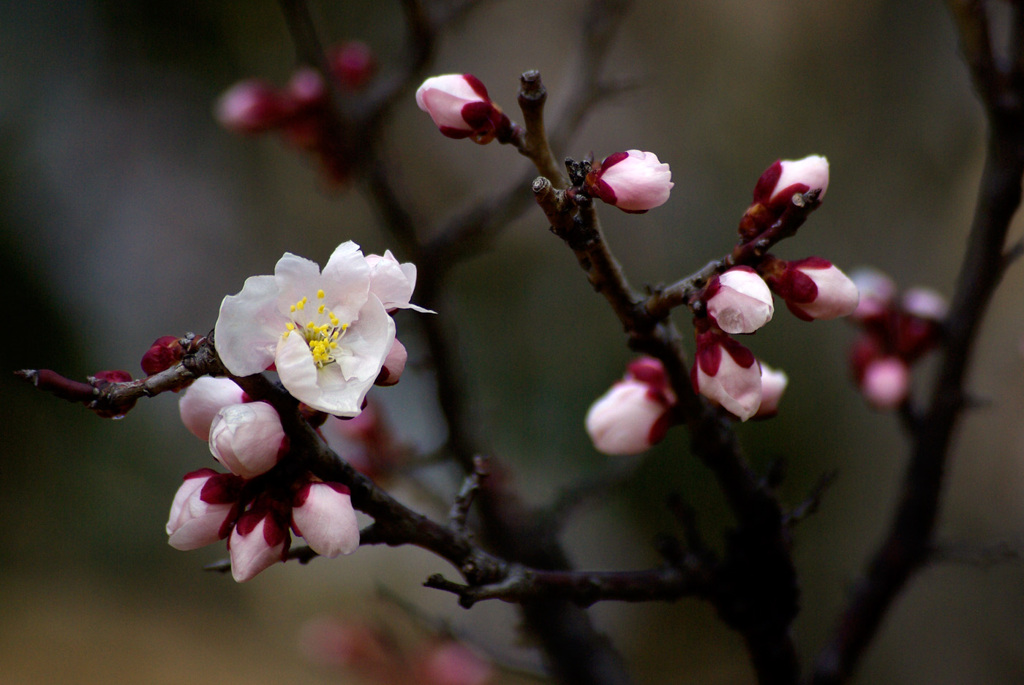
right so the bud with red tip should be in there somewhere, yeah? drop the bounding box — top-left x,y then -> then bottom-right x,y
209,402 -> 288,478
329,41 -> 375,90
215,80 -> 296,134
415,74 -> 512,143
229,498 -> 291,582
166,468 -> 243,551
585,357 -> 676,455
584,150 -> 673,213
763,256 -> 859,321
141,336 -> 185,375
291,481 -> 360,558
691,326 -> 762,421
740,155 -> 829,239
704,266 -> 774,334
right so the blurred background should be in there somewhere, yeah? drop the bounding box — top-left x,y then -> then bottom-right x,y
3,0 -> 1024,683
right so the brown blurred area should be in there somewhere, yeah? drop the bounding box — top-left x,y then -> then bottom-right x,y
2,1 -> 1023,683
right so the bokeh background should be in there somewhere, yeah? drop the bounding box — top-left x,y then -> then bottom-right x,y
3,0 -> 1024,683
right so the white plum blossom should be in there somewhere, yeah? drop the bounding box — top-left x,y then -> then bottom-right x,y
586,150 -> 673,213
215,241 -> 427,416
291,481 -> 360,558
705,267 -> 774,334
178,376 -> 247,440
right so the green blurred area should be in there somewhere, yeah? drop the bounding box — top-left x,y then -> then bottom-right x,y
3,0 -> 1024,683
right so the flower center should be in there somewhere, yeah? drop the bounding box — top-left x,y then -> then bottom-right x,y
282,289 -> 349,368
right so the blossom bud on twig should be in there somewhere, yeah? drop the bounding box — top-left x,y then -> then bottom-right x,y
860,357 -> 910,410
215,79 -> 295,134
585,357 -> 676,455
704,266 -> 774,334
763,257 -> 859,321
329,41 -> 375,90
754,155 -> 830,207
140,336 -> 185,376
291,481 -> 360,558
229,501 -> 290,582
178,376 -> 248,440
415,74 -> 511,144
165,468 -> 243,551
209,402 -> 288,478
691,328 -> 762,421
584,150 -> 673,213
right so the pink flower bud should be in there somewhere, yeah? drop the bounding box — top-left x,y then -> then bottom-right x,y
754,155 -> 830,206
586,150 -> 673,213
753,362 -> 788,419
585,357 -> 676,456
329,42 -> 375,90
287,68 -> 328,109
141,335 -> 185,376
166,468 -> 243,550
415,74 -> 511,143
765,257 -> 859,321
209,402 -> 287,478
215,79 -> 294,134
375,338 -> 407,386
860,357 -> 909,410
229,503 -> 290,582
705,267 -> 774,334
901,287 -> 947,321
179,376 -> 248,440
691,330 -> 762,421
291,481 -> 360,558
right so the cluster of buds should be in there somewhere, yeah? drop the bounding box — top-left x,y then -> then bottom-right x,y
300,616 -> 494,685
166,376 -> 361,582
690,156 -> 858,422
215,41 -> 376,184
847,269 -> 946,409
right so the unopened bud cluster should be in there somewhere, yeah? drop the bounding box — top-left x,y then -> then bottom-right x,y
167,377 -> 360,582
847,268 -> 946,409
215,42 -> 375,184
688,156 -> 857,422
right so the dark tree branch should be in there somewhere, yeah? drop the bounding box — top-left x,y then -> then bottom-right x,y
810,3 -> 1024,682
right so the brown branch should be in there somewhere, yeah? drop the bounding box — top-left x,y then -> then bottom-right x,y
537,159 -> 801,684
810,3 -> 1024,682
424,562 -> 713,608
